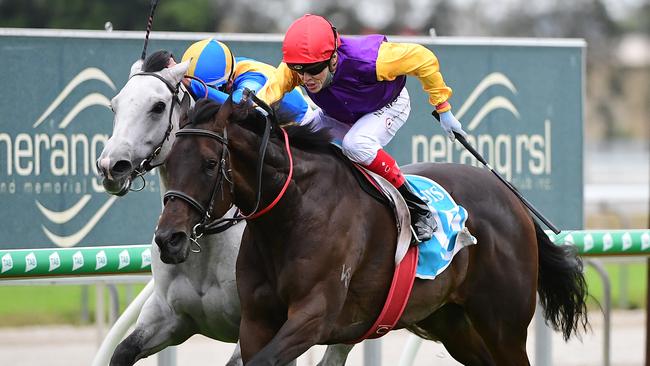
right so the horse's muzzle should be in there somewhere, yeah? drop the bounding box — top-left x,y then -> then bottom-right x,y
154,229 -> 190,264
101,176 -> 131,197
96,157 -> 133,196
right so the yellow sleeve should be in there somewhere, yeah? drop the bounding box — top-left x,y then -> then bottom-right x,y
256,62 -> 302,106
376,42 -> 452,110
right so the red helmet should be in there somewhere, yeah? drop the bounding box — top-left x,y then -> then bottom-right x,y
282,14 -> 338,64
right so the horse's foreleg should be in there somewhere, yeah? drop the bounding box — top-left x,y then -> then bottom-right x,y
110,293 -> 193,366
225,342 -> 274,366
244,295 -> 336,366
317,344 -> 355,366
238,310 -> 282,365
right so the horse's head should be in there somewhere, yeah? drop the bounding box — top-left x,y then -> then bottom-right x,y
97,54 -> 191,196
154,90 -> 293,263
154,97 -> 238,263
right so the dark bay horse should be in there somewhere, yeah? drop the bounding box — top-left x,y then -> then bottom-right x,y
155,95 -> 588,365
97,55 -> 351,366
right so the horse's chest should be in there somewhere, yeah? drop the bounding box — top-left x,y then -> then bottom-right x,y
167,280 -> 240,340
168,275 -> 236,314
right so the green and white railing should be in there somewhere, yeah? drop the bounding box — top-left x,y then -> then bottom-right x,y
548,230 -> 650,256
1,230 -> 649,279
0,245 -> 151,278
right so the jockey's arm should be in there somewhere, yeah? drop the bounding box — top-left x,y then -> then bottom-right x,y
256,63 -> 301,106
187,72 -> 267,104
375,42 -> 453,112
187,79 -> 229,104
231,71 -> 266,103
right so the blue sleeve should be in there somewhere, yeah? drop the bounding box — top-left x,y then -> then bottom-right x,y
231,72 -> 266,104
232,73 -> 308,122
188,79 -> 229,104
278,88 -> 309,122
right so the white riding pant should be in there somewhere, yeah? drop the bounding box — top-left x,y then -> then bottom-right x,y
300,88 -> 411,165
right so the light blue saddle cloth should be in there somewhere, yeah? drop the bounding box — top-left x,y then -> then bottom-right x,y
405,175 -> 476,280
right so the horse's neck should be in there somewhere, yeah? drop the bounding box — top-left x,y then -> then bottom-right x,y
228,125 -> 285,216
228,124 -> 341,222
157,165 -> 169,202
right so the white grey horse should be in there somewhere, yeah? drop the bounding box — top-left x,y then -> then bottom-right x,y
97,57 -> 354,365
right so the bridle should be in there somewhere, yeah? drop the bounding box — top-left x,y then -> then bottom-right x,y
128,0 -> 245,247
163,127 -> 236,247
162,93 -> 294,248
124,72 -> 208,192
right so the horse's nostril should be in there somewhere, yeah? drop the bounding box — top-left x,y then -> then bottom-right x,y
155,230 -> 186,250
169,232 -> 185,248
97,158 -> 110,177
111,160 -> 133,177
154,232 -> 166,248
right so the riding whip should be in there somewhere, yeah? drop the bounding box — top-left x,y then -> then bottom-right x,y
432,111 -> 561,234
141,0 -> 160,60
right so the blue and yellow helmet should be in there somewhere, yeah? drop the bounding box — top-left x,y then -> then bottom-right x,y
182,38 -> 235,87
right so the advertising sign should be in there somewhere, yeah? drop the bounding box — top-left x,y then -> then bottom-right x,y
0,30 -> 583,249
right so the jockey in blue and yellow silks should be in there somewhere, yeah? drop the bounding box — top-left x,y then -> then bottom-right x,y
180,38 -> 311,123
257,14 -> 469,243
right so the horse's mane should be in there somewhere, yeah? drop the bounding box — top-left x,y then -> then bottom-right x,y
185,98 -> 222,128
282,123 -> 333,152
185,99 -> 333,153
143,50 -> 173,72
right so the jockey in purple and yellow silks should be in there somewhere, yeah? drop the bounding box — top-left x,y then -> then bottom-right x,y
257,14 -> 468,243
180,38 -> 312,123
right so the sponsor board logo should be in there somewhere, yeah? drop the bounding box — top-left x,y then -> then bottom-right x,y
412,72 -> 553,191
1,68 -> 118,247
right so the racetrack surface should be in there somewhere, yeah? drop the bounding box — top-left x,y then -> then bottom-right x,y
0,309 -> 643,365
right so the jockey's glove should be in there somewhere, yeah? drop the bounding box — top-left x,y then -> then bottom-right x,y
438,110 -> 468,142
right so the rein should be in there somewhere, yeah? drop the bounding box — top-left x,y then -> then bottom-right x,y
163,98 -> 294,243
245,123 -> 293,219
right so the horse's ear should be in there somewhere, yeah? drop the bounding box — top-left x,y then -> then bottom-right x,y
180,90 -> 191,114
162,61 -> 190,86
129,59 -> 143,78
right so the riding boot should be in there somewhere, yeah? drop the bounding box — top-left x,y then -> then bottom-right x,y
364,149 -> 436,244
397,182 -> 436,243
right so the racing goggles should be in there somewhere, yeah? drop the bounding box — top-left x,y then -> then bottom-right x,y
287,60 -> 331,75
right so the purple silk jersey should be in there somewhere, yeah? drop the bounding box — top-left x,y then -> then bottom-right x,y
305,35 -> 407,125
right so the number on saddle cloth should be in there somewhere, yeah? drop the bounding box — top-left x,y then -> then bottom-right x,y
404,174 -> 477,280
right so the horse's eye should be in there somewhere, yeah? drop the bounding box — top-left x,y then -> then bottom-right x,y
205,159 -> 218,170
151,101 -> 166,114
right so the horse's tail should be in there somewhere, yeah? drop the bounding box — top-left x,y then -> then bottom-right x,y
535,221 -> 589,340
